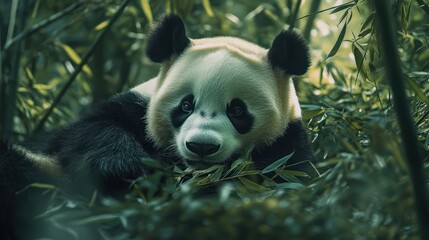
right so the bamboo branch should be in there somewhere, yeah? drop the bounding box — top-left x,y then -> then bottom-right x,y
1,0 -> 27,140
288,0 -> 302,31
296,0 -> 354,21
5,0 -> 19,44
0,7 -> 4,135
416,0 -> 429,15
4,1 -> 85,50
302,0 -> 321,41
373,1 -> 429,240
33,0 -> 131,134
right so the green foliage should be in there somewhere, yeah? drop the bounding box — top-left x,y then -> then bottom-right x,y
2,0 -> 429,239
25,146 -> 421,239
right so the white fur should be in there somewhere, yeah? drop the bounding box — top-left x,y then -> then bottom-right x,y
14,145 -> 63,177
131,77 -> 158,98
133,36 -> 302,165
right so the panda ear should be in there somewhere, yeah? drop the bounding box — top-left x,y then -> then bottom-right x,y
267,31 -> 311,75
146,15 -> 190,62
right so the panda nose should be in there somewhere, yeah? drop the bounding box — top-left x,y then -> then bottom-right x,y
186,142 -> 220,157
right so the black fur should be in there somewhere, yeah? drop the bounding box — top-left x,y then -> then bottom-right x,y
21,92 -> 155,195
268,31 -> 311,75
0,97 -> 316,239
227,98 -> 254,134
0,92 -> 155,239
146,15 -> 190,62
1,142 -> 38,238
171,94 -> 195,128
0,15 -> 317,239
252,121 -> 317,177
0,92 -> 156,239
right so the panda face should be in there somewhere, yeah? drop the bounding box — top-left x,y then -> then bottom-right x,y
140,16 -> 310,168
146,44 -> 287,167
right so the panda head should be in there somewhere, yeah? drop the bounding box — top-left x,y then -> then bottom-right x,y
141,15 -> 311,168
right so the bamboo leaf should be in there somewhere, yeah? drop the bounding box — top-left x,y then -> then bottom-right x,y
225,13 -> 241,25
405,76 -> 429,106
94,20 -> 108,31
88,190 -> 97,208
400,4 -> 408,34
245,5 -> 264,21
275,169 -> 304,184
24,67 -> 36,85
196,175 -> 211,186
327,23 -> 347,59
261,151 -> 294,174
302,107 -> 326,120
224,158 -> 244,176
194,164 -> 223,176
210,166 -> 224,182
425,132 -> 429,147
174,165 -> 184,173
58,43 -> 80,66
276,182 -> 304,190
31,0 -> 41,18
338,9 -> 349,24
353,45 -> 364,69
418,48 -> 429,62
202,0 -> 215,17
263,9 -> 284,27
369,63 -> 376,72
239,177 -> 268,192
58,43 -> 93,76
330,2 -> 354,14
360,13 -> 374,32
416,0 -> 429,15
358,28 -> 371,38
283,170 -> 309,177
16,182 -> 57,195
28,183 -> 57,189
74,214 -> 119,225
165,0 -> 171,14
346,10 -> 353,24
140,0 -> 153,23
231,158 -> 245,170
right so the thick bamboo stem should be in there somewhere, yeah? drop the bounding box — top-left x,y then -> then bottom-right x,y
373,1 -> 429,239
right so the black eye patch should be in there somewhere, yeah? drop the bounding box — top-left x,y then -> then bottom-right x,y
227,98 -> 253,134
171,94 -> 195,128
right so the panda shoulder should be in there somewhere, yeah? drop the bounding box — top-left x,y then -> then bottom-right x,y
131,77 -> 159,98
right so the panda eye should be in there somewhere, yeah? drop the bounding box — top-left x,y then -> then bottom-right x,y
171,95 -> 194,128
229,106 -> 243,117
227,98 -> 253,134
181,100 -> 193,113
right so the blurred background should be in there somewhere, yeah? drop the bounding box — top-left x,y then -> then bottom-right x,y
1,0 -> 428,157
1,0 -> 429,238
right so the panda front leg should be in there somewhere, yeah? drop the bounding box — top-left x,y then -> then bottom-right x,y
54,124 -> 147,195
44,92 -> 154,196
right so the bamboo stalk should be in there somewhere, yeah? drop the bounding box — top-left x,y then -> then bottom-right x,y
373,1 -> 429,240
302,0 -> 321,41
0,4 -> 5,136
33,0 -> 131,134
4,1 -> 85,50
416,0 -> 429,15
1,0 -> 27,140
288,0 -> 302,31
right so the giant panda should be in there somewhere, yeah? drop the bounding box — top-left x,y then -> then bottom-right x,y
0,15 -> 315,238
